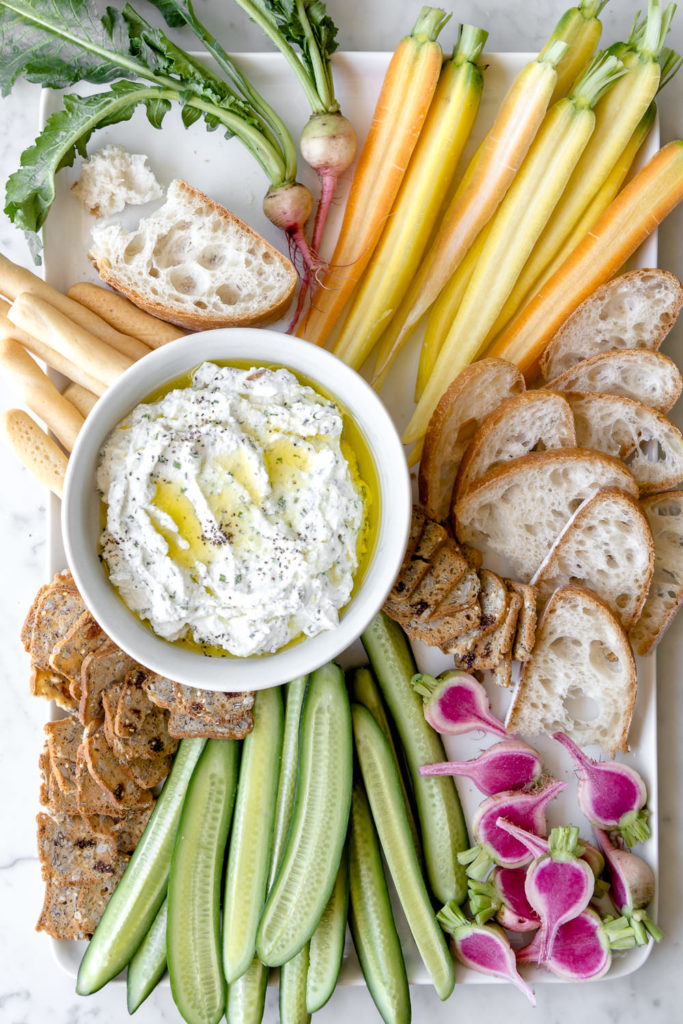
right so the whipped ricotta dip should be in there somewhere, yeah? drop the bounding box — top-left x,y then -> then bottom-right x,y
97,362 -> 367,656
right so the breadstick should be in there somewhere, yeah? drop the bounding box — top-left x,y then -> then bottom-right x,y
0,338 -> 84,451
0,254 -> 149,359
1,408 -> 68,498
0,298 -> 106,396
63,382 -> 98,417
67,282 -> 186,349
9,293 -> 133,389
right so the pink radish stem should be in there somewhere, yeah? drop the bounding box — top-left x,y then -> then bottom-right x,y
553,731 -> 650,847
301,112 -> 358,256
457,780 -> 566,880
468,867 -> 539,932
420,738 -> 542,795
438,901 -> 535,1005
517,908 -> 638,980
592,827 -> 663,944
496,821 -> 594,964
412,672 -> 508,738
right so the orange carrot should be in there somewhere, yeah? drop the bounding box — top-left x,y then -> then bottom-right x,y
487,141 -> 683,378
297,7 -> 449,347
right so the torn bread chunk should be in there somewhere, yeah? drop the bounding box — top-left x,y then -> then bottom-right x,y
72,145 -> 162,218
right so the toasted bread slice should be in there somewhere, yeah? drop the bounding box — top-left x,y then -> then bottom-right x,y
565,391 -> 683,494
452,590 -> 521,672
530,488 -> 654,630
455,390 -> 576,500
505,585 -> 636,756
547,349 -> 683,413
404,542 -> 470,621
433,567 -> 480,618
506,579 -> 537,662
418,358 -> 525,521
540,269 -> 683,381
453,449 -> 638,582
630,491 -> 683,656
89,180 -> 297,329
441,569 -> 508,657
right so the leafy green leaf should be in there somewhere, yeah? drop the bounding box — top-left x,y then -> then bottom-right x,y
0,0 -> 147,94
4,80 -> 175,259
251,0 -> 338,76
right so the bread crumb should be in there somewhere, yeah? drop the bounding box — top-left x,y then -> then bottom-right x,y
72,145 -> 163,218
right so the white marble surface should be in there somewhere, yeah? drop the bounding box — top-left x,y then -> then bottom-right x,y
1,1 -> 682,1021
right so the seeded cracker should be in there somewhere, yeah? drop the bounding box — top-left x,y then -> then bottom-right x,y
50,610 -> 105,693
75,856 -> 129,935
30,585 -> 85,672
79,640 -> 136,725
45,717 -> 82,795
81,805 -> 154,855
36,812 -> 119,885
168,707 -> 252,740
144,674 -> 177,711
36,880 -> 85,940
30,666 -> 78,714
83,723 -> 153,809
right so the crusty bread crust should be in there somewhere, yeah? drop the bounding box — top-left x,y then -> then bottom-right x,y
418,358 -> 525,521
505,584 -> 637,756
546,348 -> 683,413
630,490 -> 683,656
90,180 -> 297,330
530,487 -> 654,630
454,389 -> 576,501
540,269 -> 683,381
453,448 -> 638,582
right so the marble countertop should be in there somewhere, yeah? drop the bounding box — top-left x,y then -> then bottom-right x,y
1,2 -> 682,1021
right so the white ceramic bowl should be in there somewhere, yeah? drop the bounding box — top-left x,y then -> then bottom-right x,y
63,329 -> 411,691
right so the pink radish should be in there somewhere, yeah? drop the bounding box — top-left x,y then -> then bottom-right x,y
457,780 -> 566,880
496,821 -> 594,964
300,112 -> 357,256
516,908 -> 638,980
412,672 -> 508,738
553,732 -> 650,847
468,867 -> 539,932
437,901 -> 535,1005
419,739 -> 542,795
592,827 -> 663,944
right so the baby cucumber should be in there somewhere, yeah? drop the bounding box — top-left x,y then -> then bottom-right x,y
268,675 -> 309,889
223,687 -> 285,984
352,703 -> 455,1000
349,665 -> 423,866
225,956 -> 269,1024
279,943 -> 311,1024
256,662 -> 353,967
362,612 -> 469,904
306,847 -> 349,1013
167,739 -> 240,1024
76,737 -> 206,995
348,780 -> 410,1024
126,897 -> 167,1014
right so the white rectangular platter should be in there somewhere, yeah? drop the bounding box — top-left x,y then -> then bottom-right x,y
41,51 -> 659,987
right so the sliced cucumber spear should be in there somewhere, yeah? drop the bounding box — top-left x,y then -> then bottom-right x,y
225,955 -> 269,1024
223,686 -> 285,984
306,846 -> 349,1013
256,662 -> 353,967
362,612 -> 469,904
167,738 -> 240,1024
348,779 -> 410,1024
269,675 -> 309,888
352,702 -> 456,1000
126,896 -> 168,1014
279,943 -> 311,1024
76,737 -> 206,995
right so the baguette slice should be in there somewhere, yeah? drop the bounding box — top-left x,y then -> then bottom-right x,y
565,391 -> 683,494
630,491 -> 683,656
418,358 -> 525,521
453,449 -> 638,582
505,585 -> 637,756
540,269 -> 683,381
455,390 -> 576,500
530,488 -> 654,630
89,180 -> 297,329
547,349 -> 683,413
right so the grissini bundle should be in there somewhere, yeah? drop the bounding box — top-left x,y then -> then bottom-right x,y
0,338 -> 84,451
0,298 -> 106,396
0,254 -> 149,360
62,382 -> 98,417
67,282 -> 186,349
8,294 -> 133,390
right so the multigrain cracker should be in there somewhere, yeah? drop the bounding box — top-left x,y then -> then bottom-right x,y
36,880 -> 85,940
30,585 -> 85,672
50,611 -> 105,690
45,717 -> 82,795
79,640 -> 136,725
168,708 -> 252,740
83,724 -> 153,809
36,812 -> 119,885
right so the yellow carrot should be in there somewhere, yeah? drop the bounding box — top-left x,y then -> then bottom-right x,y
487,99 -> 657,342
297,7 -> 449,348
333,25 -> 487,370
370,39 -> 568,381
541,0 -> 609,103
409,226 -> 489,400
402,52 -> 626,445
483,0 -> 673,340
488,140 -> 683,377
